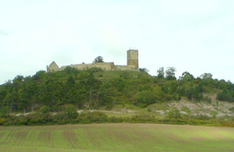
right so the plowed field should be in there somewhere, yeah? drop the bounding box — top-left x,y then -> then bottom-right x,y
0,123 -> 234,152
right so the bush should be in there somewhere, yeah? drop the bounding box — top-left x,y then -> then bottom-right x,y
167,108 -> 181,119
0,106 -> 10,118
79,112 -> 108,123
229,107 -> 234,112
131,114 -> 156,123
63,104 -> 78,119
87,67 -> 103,73
0,118 -> 7,125
108,116 -> 124,123
39,106 -> 50,114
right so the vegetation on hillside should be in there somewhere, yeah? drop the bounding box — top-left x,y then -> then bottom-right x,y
0,67 -> 233,126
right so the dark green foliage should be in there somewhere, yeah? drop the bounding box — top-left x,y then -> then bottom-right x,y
130,114 -> 155,122
0,106 -> 10,118
217,89 -> 234,102
63,104 -> 78,119
87,67 -> 103,73
165,67 -> 176,80
39,106 -> 50,114
0,68 -> 234,119
64,67 -> 79,74
157,67 -> 164,78
139,68 -> 149,74
78,112 -> 108,123
167,108 -> 181,119
229,107 -> 234,112
93,56 -> 104,63
136,86 -> 164,107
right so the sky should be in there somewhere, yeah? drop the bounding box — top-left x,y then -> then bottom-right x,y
0,0 -> 234,84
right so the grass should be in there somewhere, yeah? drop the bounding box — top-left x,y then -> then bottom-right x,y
0,123 -> 234,152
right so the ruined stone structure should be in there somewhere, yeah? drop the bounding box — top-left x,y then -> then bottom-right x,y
47,49 -> 139,72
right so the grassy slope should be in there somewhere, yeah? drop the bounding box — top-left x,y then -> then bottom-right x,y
0,124 -> 234,152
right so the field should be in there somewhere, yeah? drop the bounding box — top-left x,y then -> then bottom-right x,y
0,124 -> 234,152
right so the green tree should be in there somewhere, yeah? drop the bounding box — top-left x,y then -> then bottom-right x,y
23,76 -> 39,112
66,76 -> 75,86
180,71 -> 194,81
157,67 -> 164,78
85,73 -> 102,109
93,56 -> 104,63
168,108 -> 181,119
200,73 -> 212,79
63,104 -> 77,119
0,106 -> 10,118
39,105 -> 50,114
136,86 -> 164,107
139,68 -> 149,74
165,67 -> 176,80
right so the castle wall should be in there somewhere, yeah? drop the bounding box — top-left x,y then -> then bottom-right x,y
59,62 -> 115,71
47,50 -> 139,72
114,65 -> 138,71
87,62 -> 115,70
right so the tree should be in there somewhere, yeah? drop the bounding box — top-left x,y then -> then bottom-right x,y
136,86 -> 164,107
63,104 -> 78,119
167,108 -> 181,119
85,73 -> 102,109
64,67 -> 79,74
39,105 -> 50,114
157,67 -> 164,78
0,106 -> 10,118
165,67 -> 176,80
93,56 -> 104,63
66,76 -> 75,86
139,68 -> 149,74
180,71 -> 194,81
200,73 -> 212,79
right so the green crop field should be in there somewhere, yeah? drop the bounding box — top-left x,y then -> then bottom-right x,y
0,123 -> 234,152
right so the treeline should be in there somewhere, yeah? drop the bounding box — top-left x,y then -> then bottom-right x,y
0,67 -> 234,115
0,110 -> 233,127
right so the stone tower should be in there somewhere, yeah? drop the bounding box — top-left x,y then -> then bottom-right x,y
127,49 -> 139,70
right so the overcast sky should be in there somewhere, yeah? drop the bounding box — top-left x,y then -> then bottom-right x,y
0,0 -> 234,84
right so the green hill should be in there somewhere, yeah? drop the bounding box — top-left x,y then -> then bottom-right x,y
0,67 -> 233,126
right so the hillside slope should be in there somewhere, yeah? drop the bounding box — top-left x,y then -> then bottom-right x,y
0,67 -> 234,123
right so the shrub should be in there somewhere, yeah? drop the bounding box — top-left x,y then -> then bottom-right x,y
39,106 -> 50,114
0,118 -> 7,125
229,107 -> 234,112
0,106 -> 10,118
167,108 -> 181,119
80,112 -> 108,123
87,67 -> 103,73
131,114 -> 155,123
108,116 -> 124,123
63,104 -> 78,119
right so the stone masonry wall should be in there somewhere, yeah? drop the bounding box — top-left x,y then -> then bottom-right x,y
47,50 -> 139,72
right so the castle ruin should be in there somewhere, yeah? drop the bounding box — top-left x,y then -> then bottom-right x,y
47,49 -> 139,72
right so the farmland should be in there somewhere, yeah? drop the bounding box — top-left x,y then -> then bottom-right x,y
0,124 -> 234,152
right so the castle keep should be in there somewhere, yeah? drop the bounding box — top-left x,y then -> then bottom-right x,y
47,49 -> 139,72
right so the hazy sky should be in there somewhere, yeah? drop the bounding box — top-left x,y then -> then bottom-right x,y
1,0 -> 234,84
